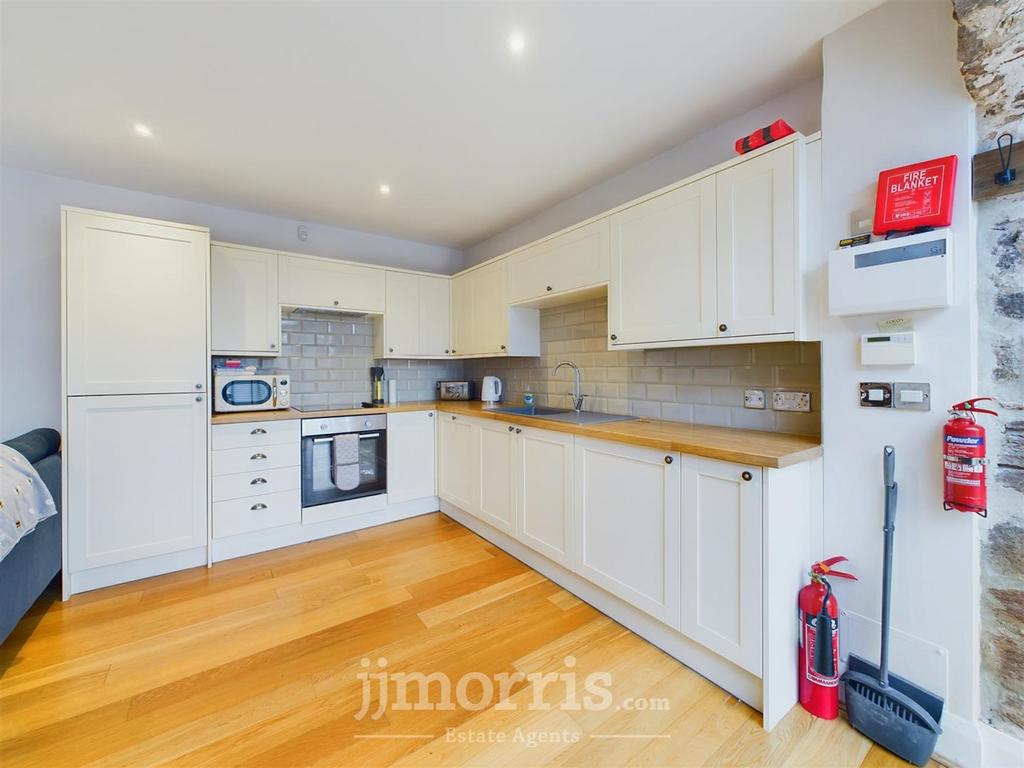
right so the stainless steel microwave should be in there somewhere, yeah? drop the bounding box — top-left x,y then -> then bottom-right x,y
213,374 -> 290,412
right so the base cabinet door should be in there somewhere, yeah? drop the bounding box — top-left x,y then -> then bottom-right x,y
387,410 -> 436,504
210,244 -> 280,355
437,414 -> 479,512
575,438 -> 681,625
516,427 -> 574,567
680,456 -> 763,675
67,394 -> 208,571
476,420 -> 516,535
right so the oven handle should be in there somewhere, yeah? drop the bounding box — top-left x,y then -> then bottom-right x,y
359,433 -> 381,439
311,432 -> 382,443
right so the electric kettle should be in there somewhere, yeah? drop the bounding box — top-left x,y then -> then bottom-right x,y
481,376 -> 503,405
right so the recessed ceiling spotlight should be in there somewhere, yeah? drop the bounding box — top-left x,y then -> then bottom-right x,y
507,31 -> 526,56
379,184 -> 391,195
133,122 -> 153,138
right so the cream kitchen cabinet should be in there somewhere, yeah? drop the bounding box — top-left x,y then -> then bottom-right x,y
508,219 -> 610,305
716,143 -> 797,339
449,260 -> 539,358
63,209 -> 209,395
66,393 -> 208,571
279,254 -> 385,313
574,437 -> 681,626
680,456 -> 763,675
476,419 -> 516,535
515,426 -> 574,568
377,272 -> 451,358
211,243 -> 280,356
608,176 -> 718,346
387,410 -> 437,504
437,413 -> 479,512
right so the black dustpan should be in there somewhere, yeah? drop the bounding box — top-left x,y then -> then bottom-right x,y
842,446 -> 943,767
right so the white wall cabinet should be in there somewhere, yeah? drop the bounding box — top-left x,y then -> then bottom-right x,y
387,410 -> 437,504
516,426 -> 574,568
449,260 -> 539,358
279,254 -> 385,314
574,437 -> 681,626
609,176 -> 718,346
210,243 -> 280,356
66,394 -> 208,570
64,210 -> 209,395
378,272 -> 452,358
437,413 -> 479,512
508,219 -> 610,305
716,143 -> 796,339
680,457 -> 763,676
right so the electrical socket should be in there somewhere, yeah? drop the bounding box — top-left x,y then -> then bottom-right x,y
773,391 -> 811,412
744,389 -> 766,409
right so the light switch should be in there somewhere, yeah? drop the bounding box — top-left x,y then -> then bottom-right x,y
869,388 -> 886,401
893,382 -> 931,411
860,382 -> 893,407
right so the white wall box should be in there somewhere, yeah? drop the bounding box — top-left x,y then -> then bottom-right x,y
508,218 -> 610,306
449,260 -> 540,357
386,410 -> 437,504
66,394 -> 208,571
63,209 -> 209,395
210,243 -> 280,356
279,253 -> 386,314
575,437 -> 681,625
827,229 -> 953,316
680,456 -> 763,675
376,272 -> 452,358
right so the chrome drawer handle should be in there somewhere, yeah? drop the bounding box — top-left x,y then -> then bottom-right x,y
250,477 -> 268,485
250,503 -> 268,511
250,428 -> 267,435
250,452 -> 267,461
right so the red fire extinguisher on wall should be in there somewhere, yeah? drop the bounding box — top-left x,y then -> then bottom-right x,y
944,397 -> 998,517
799,556 -> 857,719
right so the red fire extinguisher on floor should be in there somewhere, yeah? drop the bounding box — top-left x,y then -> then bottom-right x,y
944,397 -> 998,517
799,556 -> 857,719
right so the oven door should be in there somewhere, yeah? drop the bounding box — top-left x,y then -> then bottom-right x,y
301,429 -> 387,507
216,377 -> 274,411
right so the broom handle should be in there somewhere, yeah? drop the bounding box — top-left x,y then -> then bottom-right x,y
880,446 -> 896,688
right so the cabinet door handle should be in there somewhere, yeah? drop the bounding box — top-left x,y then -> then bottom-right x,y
250,503 -> 268,511
500,345 -> 507,351
508,425 -> 514,432
719,323 -> 728,333
250,452 -> 267,461
546,285 -> 553,292
515,428 -> 522,434
195,383 -> 203,390
333,300 -> 340,306
445,349 -> 450,354
250,477 -> 268,485
610,334 -> 618,341
250,427 -> 267,435
450,415 -> 456,421
664,456 -> 673,464
195,395 -> 203,402
389,347 -> 394,353
270,342 -> 277,349
427,412 -> 434,418
742,471 -> 753,481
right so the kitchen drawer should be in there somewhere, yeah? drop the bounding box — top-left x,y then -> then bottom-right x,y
213,490 -> 301,538
213,442 -> 300,476
213,419 -> 299,451
213,466 -> 301,502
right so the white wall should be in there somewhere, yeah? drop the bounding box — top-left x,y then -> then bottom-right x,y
0,166 -> 464,441
465,78 -> 822,265
820,2 -> 980,764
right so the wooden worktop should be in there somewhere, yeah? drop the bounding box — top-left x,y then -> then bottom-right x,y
211,400 -> 821,468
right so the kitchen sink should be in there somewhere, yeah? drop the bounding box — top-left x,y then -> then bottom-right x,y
489,405 -> 635,425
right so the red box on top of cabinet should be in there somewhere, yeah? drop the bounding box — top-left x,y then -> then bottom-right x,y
873,155 -> 958,235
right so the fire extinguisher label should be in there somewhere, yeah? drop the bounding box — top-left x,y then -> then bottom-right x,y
945,435 -> 984,447
803,615 -> 840,687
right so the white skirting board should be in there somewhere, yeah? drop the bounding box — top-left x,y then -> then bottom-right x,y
67,546 -> 208,595
440,500 -> 765,716
211,496 -> 438,562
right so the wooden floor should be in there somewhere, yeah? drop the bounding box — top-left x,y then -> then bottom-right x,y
0,513 -> 929,767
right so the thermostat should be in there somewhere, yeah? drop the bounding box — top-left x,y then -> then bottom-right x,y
861,332 -> 916,366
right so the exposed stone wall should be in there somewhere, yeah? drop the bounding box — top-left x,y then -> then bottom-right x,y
953,0 -> 1024,739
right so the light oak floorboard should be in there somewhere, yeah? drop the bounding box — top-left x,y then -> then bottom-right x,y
0,513 -> 935,767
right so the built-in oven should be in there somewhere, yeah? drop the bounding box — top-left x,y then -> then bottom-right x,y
301,414 -> 387,507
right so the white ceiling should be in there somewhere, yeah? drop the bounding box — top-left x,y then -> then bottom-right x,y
1,1 -> 877,248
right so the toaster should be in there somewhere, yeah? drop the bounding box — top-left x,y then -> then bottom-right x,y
438,380 -> 475,401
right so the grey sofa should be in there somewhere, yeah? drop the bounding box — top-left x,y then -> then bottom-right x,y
0,428 -> 62,644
